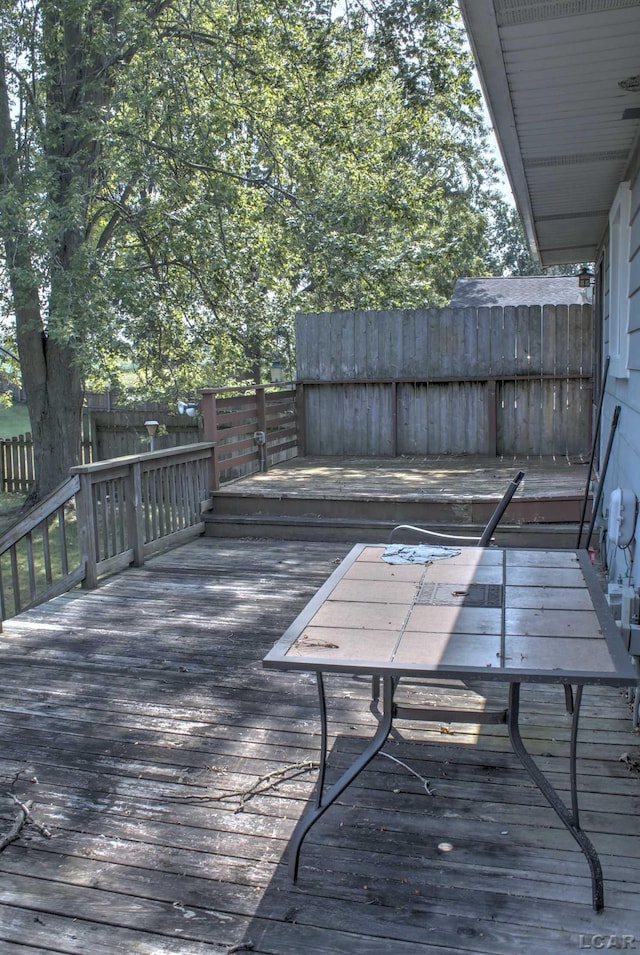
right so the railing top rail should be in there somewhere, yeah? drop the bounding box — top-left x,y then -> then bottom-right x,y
0,474 -> 81,554
70,442 -> 216,476
201,382 -> 295,397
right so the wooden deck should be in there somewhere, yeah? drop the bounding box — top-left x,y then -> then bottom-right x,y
1,537 -> 639,954
208,455 -> 592,545
219,455 -> 590,503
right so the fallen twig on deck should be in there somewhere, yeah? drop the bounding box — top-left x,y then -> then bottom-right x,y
380,751 -> 434,795
0,794 -> 52,852
177,760 -> 320,812
619,752 -> 640,773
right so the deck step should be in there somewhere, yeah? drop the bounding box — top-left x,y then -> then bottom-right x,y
203,512 -> 581,548
209,489 -> 586,526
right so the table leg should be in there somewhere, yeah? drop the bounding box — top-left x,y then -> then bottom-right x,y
289,673 -> 395,882
563,683 -> 574,714
507,682 -> 604,912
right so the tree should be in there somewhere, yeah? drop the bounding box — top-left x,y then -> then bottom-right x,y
1,0 -> 499,501
484,199 -> 591,277
1,1 -> 163,500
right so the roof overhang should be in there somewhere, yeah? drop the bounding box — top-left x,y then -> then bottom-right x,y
458,0 -> 640,266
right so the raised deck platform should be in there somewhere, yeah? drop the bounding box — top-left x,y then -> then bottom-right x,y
206,455 -> 592,547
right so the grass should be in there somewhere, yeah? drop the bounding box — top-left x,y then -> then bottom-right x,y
0,504 -> 80,619
0,403 -> 29,535
0,402 -> 30,535
0,401 -> 30,440
0,494 -> 26,537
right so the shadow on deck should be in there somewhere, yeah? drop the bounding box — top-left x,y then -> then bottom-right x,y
0,537 -> 638,955
207,455 -> 592,548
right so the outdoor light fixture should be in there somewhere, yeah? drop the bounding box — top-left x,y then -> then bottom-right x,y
177,400 -> 199,417
144,419 -> 159,451
577,267 -> 595,288
270,360 -> 284,383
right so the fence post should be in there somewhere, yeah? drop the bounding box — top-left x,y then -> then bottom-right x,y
76,471 -> 99,589
200,388 -> 219,491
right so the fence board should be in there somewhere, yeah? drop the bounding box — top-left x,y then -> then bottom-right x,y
296,305 -> 593,458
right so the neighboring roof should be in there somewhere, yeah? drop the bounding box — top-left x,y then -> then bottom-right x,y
458,0 -> 640,267
450,276 -> 588,307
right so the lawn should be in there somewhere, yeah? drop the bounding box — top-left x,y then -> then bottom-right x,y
0,401 -> 30,439
0,402 -> 29,534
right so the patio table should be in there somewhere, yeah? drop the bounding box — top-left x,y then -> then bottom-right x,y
263,544 -> 638,912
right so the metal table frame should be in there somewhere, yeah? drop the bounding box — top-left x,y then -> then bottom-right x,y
263,545 -> 638,912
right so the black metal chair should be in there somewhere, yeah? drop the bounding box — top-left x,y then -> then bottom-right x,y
371,471 -> 526,712
388,470 -> 525,548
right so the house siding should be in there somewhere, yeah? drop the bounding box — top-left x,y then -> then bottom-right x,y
600,144 -> 640,588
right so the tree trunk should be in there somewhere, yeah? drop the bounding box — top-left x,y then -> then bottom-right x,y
1,48 -> 84,502
24,342 -> 84,504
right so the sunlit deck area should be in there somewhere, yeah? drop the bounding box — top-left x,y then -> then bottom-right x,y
208,455 -> 592,544
1,537 -> 639,955
219,454 -> 589,502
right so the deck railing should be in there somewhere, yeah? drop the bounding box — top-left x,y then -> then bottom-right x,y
201,383 -> 298,488
2,383 -> 298,493
0,443 -> 215,626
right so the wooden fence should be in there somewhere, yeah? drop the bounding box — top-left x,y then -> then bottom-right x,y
295,305 -> 593,458
200,384 -> 298,488
0,443 -> 215,623
0,433 -> 35,493
1,384 -> 297,495
85,409 -> 198,460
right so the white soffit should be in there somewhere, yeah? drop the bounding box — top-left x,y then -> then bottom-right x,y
459,0 -> 640,266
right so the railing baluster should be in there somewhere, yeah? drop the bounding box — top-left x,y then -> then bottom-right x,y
42,519 -> 53,587
108,478 -> 118,557
129,461 -> 144,565
25,531 -> 37,604
98,480 -> 109,559
169,465 -> 178,532
117,475 -> 126,552
58,505 -> 69,577
0,559 -> 6,622
9,545 -> 21,615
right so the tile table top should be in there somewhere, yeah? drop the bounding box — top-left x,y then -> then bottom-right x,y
264,545 -> 637,685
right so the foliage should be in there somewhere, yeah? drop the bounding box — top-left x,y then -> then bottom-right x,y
485,200 -> 592,277
0,0 -> 502,494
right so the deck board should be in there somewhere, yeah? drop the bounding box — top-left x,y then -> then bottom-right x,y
0,538 -> 639,954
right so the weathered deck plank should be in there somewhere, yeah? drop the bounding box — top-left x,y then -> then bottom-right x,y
0,538 -> 639,954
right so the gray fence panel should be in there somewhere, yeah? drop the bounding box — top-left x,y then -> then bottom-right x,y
296,305 -> 593,458
396,382 -> 489,455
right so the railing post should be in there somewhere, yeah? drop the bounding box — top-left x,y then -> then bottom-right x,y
296,383 -> 306,456
76,472 -> 99,589
128,460 -> 145,567
256,385 -> 267,471
200,388 -> 219,491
